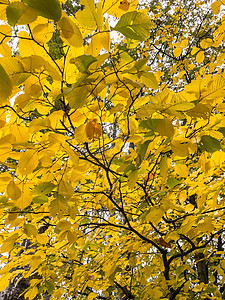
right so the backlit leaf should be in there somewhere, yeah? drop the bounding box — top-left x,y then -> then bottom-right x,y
70,55 -> 97,73
6,2 -> 38,26
23,0 -> 61,22
114,11 -> 152,41
76,0 -> 103,29
58,16 -> 83,47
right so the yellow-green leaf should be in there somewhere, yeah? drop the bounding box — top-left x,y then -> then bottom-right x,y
127,170 -> 138,190
140,72 -> 158,89
6,2 -> 38,26
114,11 -> 152,41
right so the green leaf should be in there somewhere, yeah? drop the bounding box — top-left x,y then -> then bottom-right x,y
23,0 -> 61,22
6,2 -> 38,26
135,56 -> 150,71
167,177 -> 180,189
70,54 -> 97,73
114,11 -> 152,41
218,127 -> 225,137
200,135 -> 221,153
0,64 -> 12,104
137,140 -> 151,164
33,195 -> 48,204
66,85 -> 89,109
139,118 -> 174,138
32,182 -> 56,195
139,118 -> 160,131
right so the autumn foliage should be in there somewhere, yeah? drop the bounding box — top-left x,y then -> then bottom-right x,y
0,0 -> 225,299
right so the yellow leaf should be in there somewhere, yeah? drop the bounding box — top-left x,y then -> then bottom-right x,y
180,39 -> 188,48
18,150 -> 39,175
75,124 -> 88,143
174,47 -> 182,57
156,119 -> 174,138
32,23 -> 55,44
24,224 -> 37,237
1,233 -> 19,253
211,0 -> 221,14
171,102 -> 195,111
36,234 -> 49,244
191,46 -> 200,55
86,119 -> 102,140
7,180 -> 21,200
171,140 -> 189,157
140,72 -> 158,89
196,51 -> 205,64
76,0 -> 100,29
58,16 -> 83,47
88,292 -> 98,300
24,286 -> 39,300
59,180 -> 74,198
174,162 -> 189,177
197,218 -> 214,233
67,230 -> 77,243
48,110 -> 65,130
0,64 -> 12,104
66,85 -> 89,109
86,32 -> 110,56
29,256 -> 43,274
160,156 -> 169,181
0,273 -> 11,291
211,150 -> 225,167
16,184 -> 33,209
0,25 -> 12,44
200,38 -> 213,49
146,207 -> 164,224
10,124 -> 29,144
